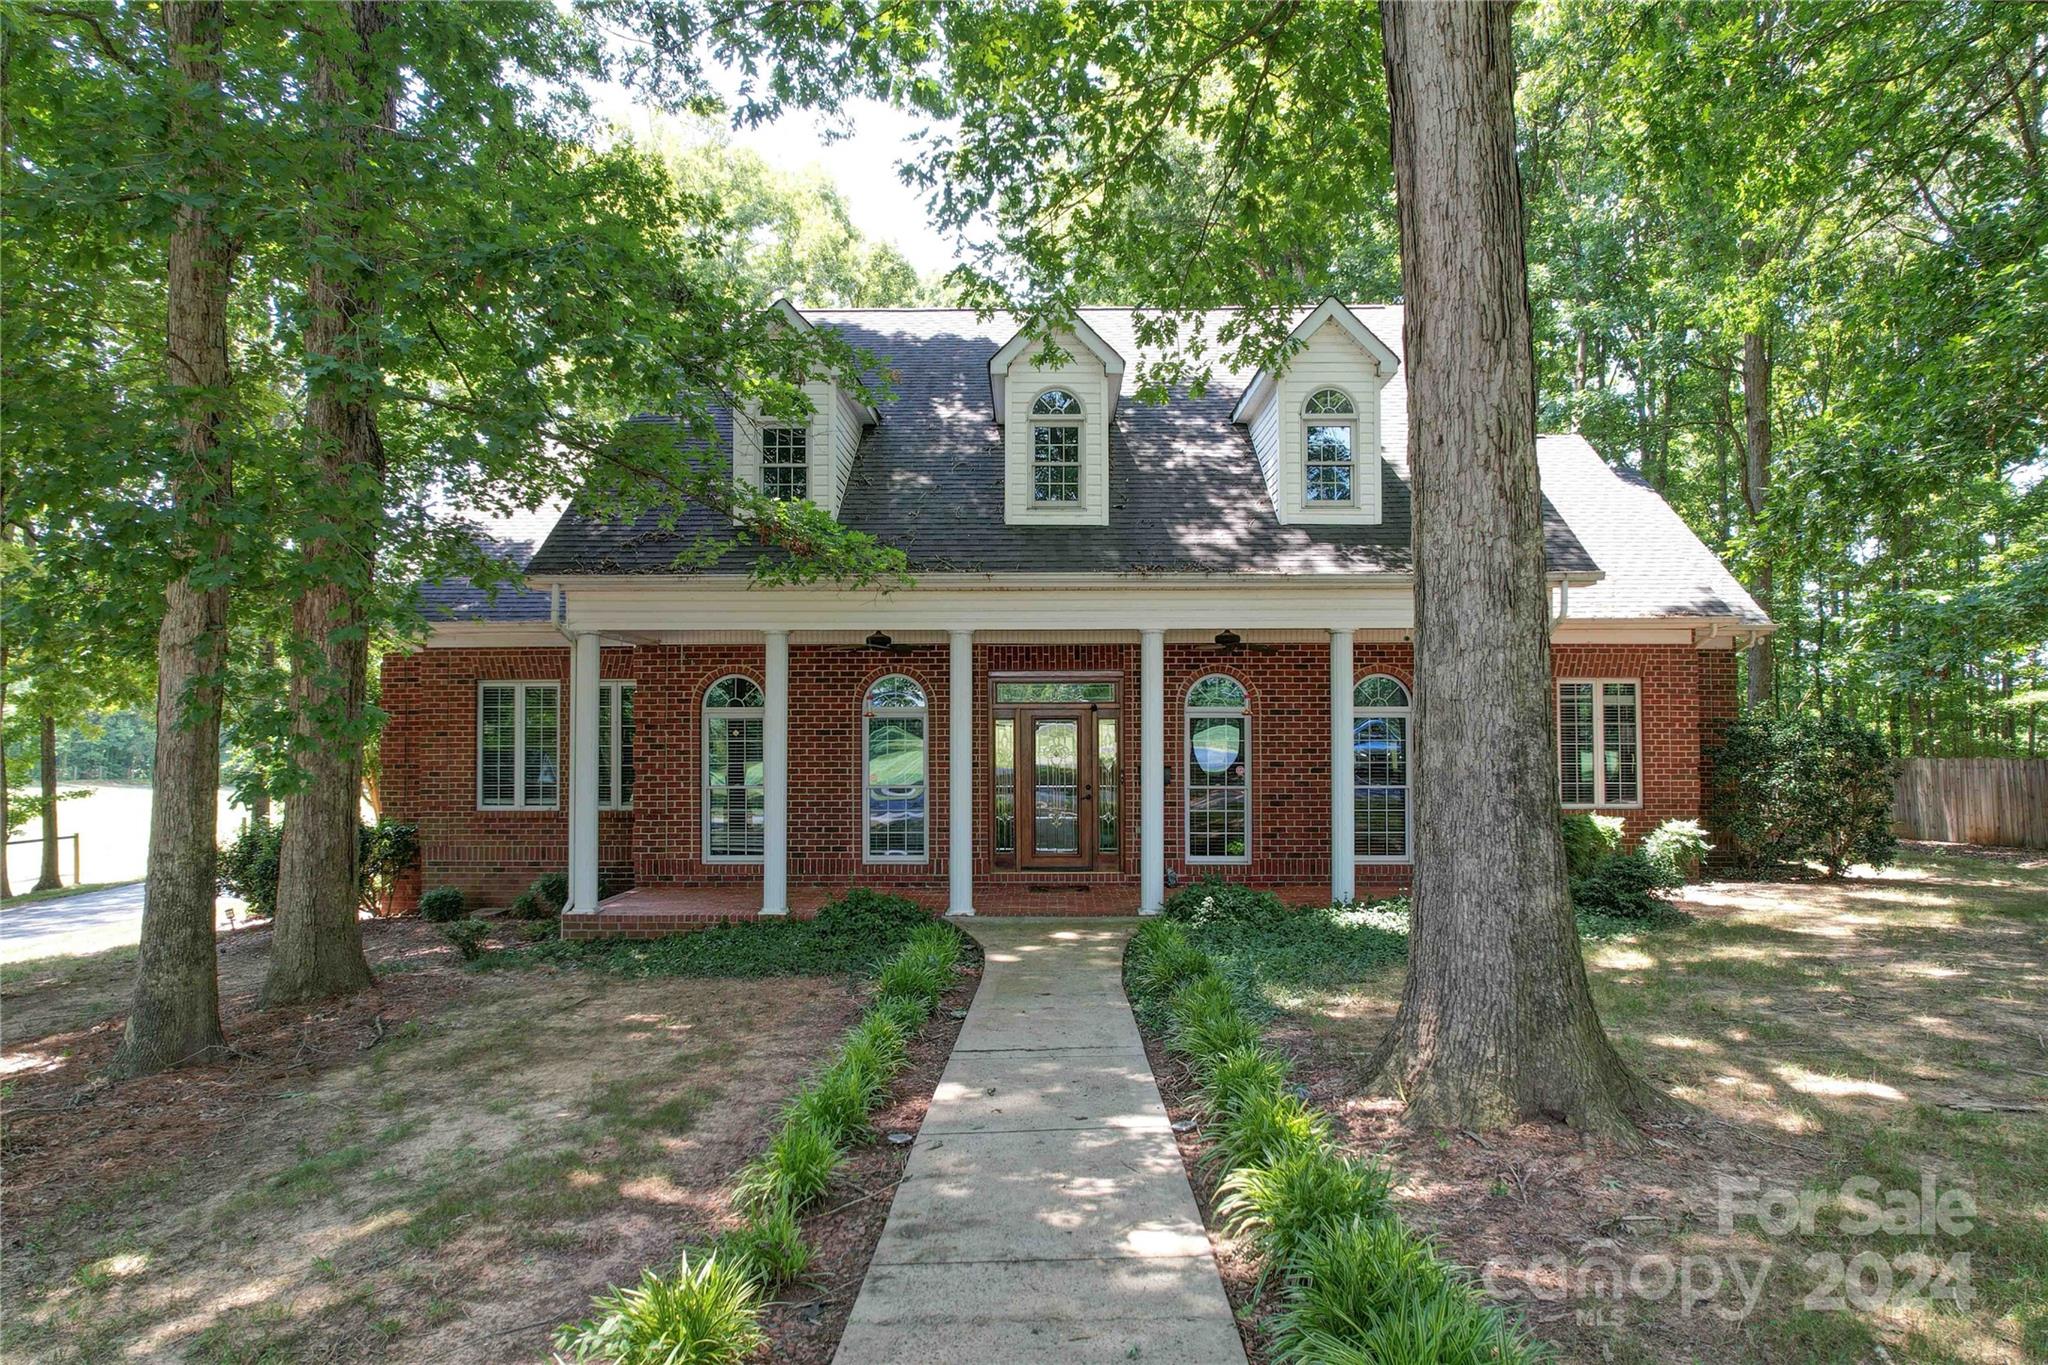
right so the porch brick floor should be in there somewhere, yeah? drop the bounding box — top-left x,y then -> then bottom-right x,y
561,880 -> 1343,939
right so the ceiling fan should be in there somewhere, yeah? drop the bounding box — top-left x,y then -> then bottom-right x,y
835,630 -> 918,655
1207,629 -> 1281,655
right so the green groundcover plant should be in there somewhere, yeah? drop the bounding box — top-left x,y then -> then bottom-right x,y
1126,919 -> 1548,1364
555,921 -> 965,1363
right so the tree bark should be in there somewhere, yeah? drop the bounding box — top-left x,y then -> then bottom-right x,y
33,712 -> 60,891
1371,0 -> 1653,1141
112,0 -> 232,1076
263,0 -> 394,1008
250,637 -> 275,825
1742,327 -> 1774,708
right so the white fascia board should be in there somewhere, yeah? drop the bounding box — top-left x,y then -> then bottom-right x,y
767,300 -> 878,424
417,621 -> 566,649
988,315 -> 1127,421
1230,296 -> 1400,424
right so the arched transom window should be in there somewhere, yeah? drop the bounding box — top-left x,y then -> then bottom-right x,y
1303,387 -> 1356,504
704,675 -> 765,860
1354,674 -> 1410,860
1030,389 -> 1083,504
1186,674 -> 1250,863
864,675 -> 929,860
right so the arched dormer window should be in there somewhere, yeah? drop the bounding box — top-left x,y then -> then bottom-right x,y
1030,389 -> 1083,503
1186,674 -> 1250,863
864,675 -> 929,860
1353,675 -> 1410,860
704,675 -> 764,860
1304,388 -> 1356,504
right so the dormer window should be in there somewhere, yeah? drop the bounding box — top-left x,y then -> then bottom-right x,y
761,426 -> 808,501
1030,389 -> 1083,503
1304,388 -> 1356,503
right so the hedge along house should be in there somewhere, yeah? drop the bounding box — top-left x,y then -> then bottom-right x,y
379,300 -> 1772,936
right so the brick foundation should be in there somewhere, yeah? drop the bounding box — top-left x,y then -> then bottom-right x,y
378,637 -> 1733,918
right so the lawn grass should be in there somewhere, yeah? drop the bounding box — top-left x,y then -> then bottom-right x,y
1253,849 -> 2048,1364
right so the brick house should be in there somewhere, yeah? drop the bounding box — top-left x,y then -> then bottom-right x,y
378,300 -> 1770,936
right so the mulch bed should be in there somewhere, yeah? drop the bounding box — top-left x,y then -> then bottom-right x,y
757,941 -> 985,1364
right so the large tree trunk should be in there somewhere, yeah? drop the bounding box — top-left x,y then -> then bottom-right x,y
1370,0 -> 1652,1141
33,712 -> 60,891
263,0 -> 394,1008
112,0 -> 232,1076
1742,328 -> 1774,708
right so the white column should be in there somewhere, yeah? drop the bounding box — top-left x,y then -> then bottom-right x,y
568,630 -> 601,914
948,630 -> 975,916
1140,628 -> 1166,914
762,630 -> 790,916
1330,628 -> 1356,904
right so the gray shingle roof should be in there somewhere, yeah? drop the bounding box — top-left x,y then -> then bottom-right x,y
525,306 -> 1595,578
1537,436 -> 1770,624
416,503 -> 561,623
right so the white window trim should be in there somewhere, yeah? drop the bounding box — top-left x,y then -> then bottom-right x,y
1355,675 -> 1411,864
863,677 -> 930,864
1184,677 -> 1252,865
1557,678 -> 1642,809
476,680 -> 560,811
703,678 -> 766,864
760,424 -> 810,501
597,680 -> 635,810
1303,388 -> 1358,507
1029,389 -> 1084,506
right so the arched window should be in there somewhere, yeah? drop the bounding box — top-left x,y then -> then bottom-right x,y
1354,674 -> 1410,860
1186,674 -> 1250,863
1303,387 -> 1356,504
1030,388 -> 1083,504
864,675 -> 928,860
704,675 -> 764,860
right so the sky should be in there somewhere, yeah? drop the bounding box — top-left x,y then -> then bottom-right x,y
594,79 -> 969,274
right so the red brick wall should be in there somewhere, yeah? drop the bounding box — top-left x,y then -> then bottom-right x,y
1696,648 -> 1741,847
378,636 -> 1722,910
378,646 -> 635,911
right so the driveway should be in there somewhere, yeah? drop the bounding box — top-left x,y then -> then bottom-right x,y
0,882 -> 239,964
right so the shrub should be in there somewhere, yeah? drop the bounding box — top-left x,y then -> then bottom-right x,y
438,919 -> 491,961
1163,878 -> 1289,928
733,1118 -> 840,1215
784,1062 -> 877,1147
1640,819 -> 1712,884
554,1253 -> 765,1365
532,871 -> 571,914
813,887 -> 932,946
1217,1148 -> 1393,1267
358,821 -> 421,914
1211,1087 -> 1331,1170
1569,848 -> 1676,920
710,1203 -> 812,1286
418,887 -> 466,923
1560,813 -> 1625,879
1198,1043 -> 1292,1124
1707,713 -> 1898,875
218,819 -> 284,917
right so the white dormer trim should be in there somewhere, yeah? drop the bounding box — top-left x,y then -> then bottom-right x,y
989,314 -> 1125,422
732,300 -> 877,516
1229,297 -> 1399,425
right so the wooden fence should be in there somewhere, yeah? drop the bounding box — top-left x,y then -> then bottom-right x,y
1893,758 -> 2048,849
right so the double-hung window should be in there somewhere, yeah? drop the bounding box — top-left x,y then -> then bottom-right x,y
761,425 -> 808,500
597,681 -> 635,809
1186,674 -> 1250,862
1303,388 -> 1356,503
705,676 -> 765,859
864,675 -> 928,861
1558,679 -> 1640,807
1029,389 -> 1082,503
478,682 -> 559,809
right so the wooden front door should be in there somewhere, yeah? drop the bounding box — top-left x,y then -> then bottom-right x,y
1018,707 -> 1095,869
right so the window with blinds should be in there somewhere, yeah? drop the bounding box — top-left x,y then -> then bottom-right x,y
1558,679 -> 1639,807
479,682 -> 559,809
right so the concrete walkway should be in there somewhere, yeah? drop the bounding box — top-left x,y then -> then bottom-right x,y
834,920 -> 1245,1365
